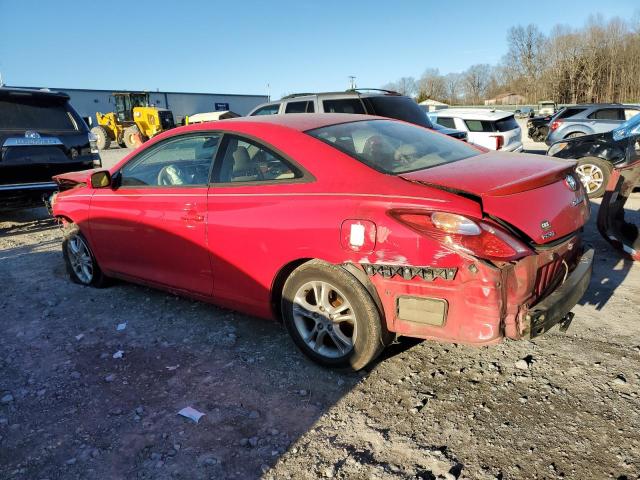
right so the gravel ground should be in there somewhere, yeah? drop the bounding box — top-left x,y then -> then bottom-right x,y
1,130 -> 639,480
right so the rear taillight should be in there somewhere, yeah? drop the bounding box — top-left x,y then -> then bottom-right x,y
490,135 -> 504,150
390,211 -> 531,262
550,120 -> 562,131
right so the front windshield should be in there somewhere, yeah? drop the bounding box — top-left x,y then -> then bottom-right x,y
613,112 -> 640,141
306,119 -> 480,174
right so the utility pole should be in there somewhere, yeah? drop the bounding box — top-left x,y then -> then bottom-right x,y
348,76 -> 356,90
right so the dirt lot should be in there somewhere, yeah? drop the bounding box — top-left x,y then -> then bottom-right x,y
1,134 -> 639,480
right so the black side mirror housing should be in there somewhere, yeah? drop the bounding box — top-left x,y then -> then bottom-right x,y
90,170 -> 112,188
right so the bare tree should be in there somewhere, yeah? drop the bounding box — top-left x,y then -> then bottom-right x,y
416,69 -> 446,103
504,24 -> 545,101
382,15 -> 640,106
462,64 -> 492,103
443,73 -> 461,105
396,77 -> 417,97
381,77 -> 417,97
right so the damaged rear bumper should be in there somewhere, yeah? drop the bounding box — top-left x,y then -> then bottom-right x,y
521,248 -> 594,338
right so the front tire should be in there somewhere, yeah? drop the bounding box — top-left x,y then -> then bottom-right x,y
123,125 -> 141,149
91,126 -> 111,150
62,225 -> 108,288
575,157 -> 611,198
281,261 -> 391,371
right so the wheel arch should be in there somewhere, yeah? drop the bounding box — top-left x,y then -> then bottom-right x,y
563,129 -> 589,138
577,155 -> 613,169
270,258 -> 385,325
270,258 -> 314,322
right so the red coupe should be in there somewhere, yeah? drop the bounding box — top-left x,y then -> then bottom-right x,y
52,114 -> 593,370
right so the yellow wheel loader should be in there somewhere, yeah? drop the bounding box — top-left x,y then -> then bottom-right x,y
91,92 -> 175,150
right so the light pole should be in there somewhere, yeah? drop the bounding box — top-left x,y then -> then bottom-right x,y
348,76 -> 356,90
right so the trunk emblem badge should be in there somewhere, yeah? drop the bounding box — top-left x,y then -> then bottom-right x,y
541,220 -> 552,230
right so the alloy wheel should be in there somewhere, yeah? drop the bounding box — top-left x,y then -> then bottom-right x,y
575,163 -> 604,195
292,280 -> 357,358
66,236 -> 94,284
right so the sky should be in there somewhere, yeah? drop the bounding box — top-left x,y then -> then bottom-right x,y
0,0 -> 637,99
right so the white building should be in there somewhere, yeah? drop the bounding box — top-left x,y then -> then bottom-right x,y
11,86 -> 269,125
418,99 -> 449,112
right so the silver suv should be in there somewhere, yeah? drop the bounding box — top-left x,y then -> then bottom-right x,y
545,103 -> 640,145
248,90 -> 468,141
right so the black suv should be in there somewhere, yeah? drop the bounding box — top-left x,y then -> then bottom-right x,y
248,89 -> 468,141
0,88 -> 101,210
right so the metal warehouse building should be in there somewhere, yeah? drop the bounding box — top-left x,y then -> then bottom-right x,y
11,86 -> 269,125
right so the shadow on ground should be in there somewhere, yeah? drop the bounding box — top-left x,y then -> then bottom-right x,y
579,199 -> 638,310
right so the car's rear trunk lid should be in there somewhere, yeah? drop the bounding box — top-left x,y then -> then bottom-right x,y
400,152 -> 590,244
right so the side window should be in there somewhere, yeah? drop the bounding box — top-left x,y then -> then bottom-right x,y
464,120 -> 494,132
215,136 -> 302,183
284,101 -> 314,113
556,107 -> 586,120
436,117 -> 456,129
625,109 -> 640,120
285,101 -> 307,113
120,134 -> 220,187
588,108 -> 622,120
322,99 -> 366,114
251,104 -> 280,116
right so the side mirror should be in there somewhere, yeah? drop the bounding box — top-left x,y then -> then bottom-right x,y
90,170 -> 112,188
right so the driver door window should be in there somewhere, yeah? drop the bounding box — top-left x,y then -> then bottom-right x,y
120,134 -> 220,187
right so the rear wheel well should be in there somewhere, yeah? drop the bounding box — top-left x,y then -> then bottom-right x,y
270,258 -> 386,326
270,258 -> 313,322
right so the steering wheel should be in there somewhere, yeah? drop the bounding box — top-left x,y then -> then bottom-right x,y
157,165 -> 185,186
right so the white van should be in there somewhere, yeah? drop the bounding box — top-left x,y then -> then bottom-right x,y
431,109 -> 523,152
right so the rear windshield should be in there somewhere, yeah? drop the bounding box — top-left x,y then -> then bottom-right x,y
365,96 -> 433,128
495,115 -> 518,132
464,115 -> 518,132
306,119 -> 479,174
0,95 -> 77,131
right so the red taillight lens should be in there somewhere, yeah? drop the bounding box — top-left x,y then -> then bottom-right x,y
490,135 -> 504,150
390,211 -> 531,261
550,120 -> 562,131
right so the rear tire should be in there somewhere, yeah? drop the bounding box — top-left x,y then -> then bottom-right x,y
575,157 -> 611,199
281,260 -> 391,371
62,224 -> 108,288
123,125 -> 141,149
91,126 -> 111,150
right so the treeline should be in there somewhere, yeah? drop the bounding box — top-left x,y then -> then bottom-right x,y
382,14 -> 640,105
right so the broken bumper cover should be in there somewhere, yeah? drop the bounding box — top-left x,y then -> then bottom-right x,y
523,248 -> 594,338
